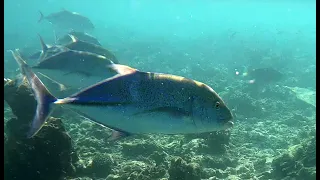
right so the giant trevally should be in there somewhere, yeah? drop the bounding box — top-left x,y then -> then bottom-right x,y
37,34 -> 69,61
56,30 -> 102,46
26,34 -> 69,62
38,9 -> 95,32
30,35 -> 118,64
64,35 -> 118,63
10,48 -> 116,93
13,50 -> 234,140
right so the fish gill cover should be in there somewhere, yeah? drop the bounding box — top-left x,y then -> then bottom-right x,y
4,0 -> 316,180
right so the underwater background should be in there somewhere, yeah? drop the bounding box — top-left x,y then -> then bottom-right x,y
4,0 -> 316,180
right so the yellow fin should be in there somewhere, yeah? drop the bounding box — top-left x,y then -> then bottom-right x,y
68,34 -> 78,43
107,64 -> 137,75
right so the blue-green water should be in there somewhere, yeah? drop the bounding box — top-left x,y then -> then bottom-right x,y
4,0 -> 316,180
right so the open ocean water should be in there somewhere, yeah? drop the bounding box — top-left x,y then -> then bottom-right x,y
4,0 -> 316,180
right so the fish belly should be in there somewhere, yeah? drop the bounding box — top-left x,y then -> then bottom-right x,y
63,104 -> 200,134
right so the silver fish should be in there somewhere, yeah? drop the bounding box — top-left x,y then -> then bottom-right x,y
38,9 -> 95,32
56,30 -> 102,46
64,35 -> 118,64
13,51 -> 234,140
24,34 -> 68,62
11,48 -> 116,94
32,34 -> 118,64
37,34 -> 69,61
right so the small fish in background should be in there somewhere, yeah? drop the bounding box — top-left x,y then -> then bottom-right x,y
12,49 -> 234,140
38,9 -> 95,33
36,34 -> 118,64
235,66 -> 283,85
10,45 -> 116,93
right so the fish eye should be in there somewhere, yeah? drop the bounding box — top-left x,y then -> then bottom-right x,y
215,102 -> 220,109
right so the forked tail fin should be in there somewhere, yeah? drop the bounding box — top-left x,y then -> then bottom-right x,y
9,49 -> 57,138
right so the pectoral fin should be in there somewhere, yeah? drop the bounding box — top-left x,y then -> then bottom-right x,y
108,130 -> 131,141
37,72 -> 68,91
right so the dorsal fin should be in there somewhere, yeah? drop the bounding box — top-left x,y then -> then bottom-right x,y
68,34 -> 78,43
53,30 -> 58,44
37,34 -> 50,61
37,34 -> 48,53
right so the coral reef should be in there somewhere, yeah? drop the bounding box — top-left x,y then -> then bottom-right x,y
3,53 -> 316,180
4,117 -> 78,180
270,135 -> 316,180
86,153 -> 114,178
4,78 -> 37,137
4,78 -> 79,180
168,157 -> 201,180
183,130 -> 231,155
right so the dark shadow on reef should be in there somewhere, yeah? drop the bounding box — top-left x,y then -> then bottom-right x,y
4,78 -> 78,180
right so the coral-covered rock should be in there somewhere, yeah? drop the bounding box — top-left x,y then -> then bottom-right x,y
4,77 -> 79,180
168,157 -> 201,180
109,161 -> 166,180
121,139 -> 163,157
4,117 -> 78,180
271,136 -> 316,180
87,153 -> 114,178
184,130 -> 231,155
4,78 -> 37,126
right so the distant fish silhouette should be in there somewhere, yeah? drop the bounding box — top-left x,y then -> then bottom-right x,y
38,9 -> 95,32
236,67 -> 283,85
247,67 -> 283,84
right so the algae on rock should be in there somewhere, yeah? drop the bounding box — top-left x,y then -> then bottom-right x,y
283,86 -> 316,107
4,77 -> 79,180
271,135 -> 316,180
168,157 -> 201,180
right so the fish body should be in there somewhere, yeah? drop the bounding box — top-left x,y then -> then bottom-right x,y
34,50 -> 116,90
32,34 -> 118,64
29,45 -> 67,62
38,10 -> 95,32
56,31 -> 101,46
12,46 -> 116,94
65,35 -> 118,63
27,35 -> 115,91
28,35 -> 68,61
12,50 -> 233,139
